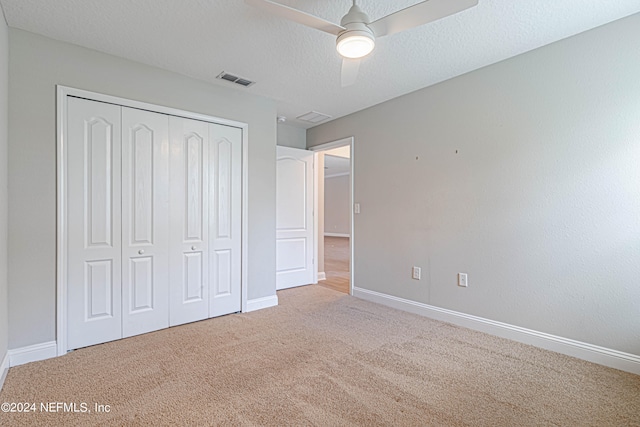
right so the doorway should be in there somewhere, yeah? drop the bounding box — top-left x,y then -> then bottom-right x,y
310,138 -> 354,295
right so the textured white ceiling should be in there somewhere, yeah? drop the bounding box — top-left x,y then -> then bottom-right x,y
1,0 -> 639,128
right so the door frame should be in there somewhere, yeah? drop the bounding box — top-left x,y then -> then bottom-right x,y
309,137 -> 355,295
56,85 -> 249,356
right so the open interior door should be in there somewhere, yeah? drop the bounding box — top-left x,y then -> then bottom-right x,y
276,146 -> 315,290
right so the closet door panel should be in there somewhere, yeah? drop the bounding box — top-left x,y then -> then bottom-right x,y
66,95 -> 244,350
169,116 -> 210,326
67,97 -> 122,350
209,124 -> 242,317
121,107 -> 170,338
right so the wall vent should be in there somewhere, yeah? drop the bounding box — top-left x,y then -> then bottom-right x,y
296,111 -> 332,124
216,71 -> 255,87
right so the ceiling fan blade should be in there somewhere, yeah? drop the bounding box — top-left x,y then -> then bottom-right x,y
369,0 -> 478,38
245,0 -> 345,36
341,58 -> 361,87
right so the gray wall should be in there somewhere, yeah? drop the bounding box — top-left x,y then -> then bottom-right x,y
276,123 -> 306,149
307,13 -> 640,355
324,175 -> 350,236
8,29 -> 277,349
0,8 -> 9,364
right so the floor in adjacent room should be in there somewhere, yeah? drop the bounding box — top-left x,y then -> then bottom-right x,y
319,236 -> 350,294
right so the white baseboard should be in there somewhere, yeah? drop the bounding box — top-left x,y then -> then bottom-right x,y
324,233 -> 350,238
245,295 -> 279,312
8,341 -> 58,367
318,272 -> 326,281
353,287 -> 640,375
0,351 -> 9,391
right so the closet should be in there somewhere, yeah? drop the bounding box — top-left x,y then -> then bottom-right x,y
65,96 -> 242,350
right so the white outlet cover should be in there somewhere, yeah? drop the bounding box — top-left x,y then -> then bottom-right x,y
458,273 -> 468,287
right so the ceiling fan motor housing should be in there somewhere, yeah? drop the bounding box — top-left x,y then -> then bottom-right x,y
336,4 -> 375,58
340,4 -> 370,26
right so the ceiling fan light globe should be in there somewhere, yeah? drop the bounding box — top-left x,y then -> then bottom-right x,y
336,32 -> 375,59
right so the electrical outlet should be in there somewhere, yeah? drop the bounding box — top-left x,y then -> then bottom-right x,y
412,266 -> 421,280
458,273 -> 468,287
354,203 -> 360,214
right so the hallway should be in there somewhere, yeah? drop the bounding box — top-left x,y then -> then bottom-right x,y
319,236 -> 350,294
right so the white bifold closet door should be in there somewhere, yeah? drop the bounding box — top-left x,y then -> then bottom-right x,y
208,123 -> 242,317
121,107 -> 170,338
66,97 -> 242,351
168,118 -> 243,325
67,98 -> 123,350
168,117 -> 210,326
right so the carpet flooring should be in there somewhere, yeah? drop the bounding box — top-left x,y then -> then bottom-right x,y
1,285 -> 639,426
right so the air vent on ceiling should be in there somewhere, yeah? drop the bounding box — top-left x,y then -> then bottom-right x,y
216,71 -> 255,87
296,111 -> 332,124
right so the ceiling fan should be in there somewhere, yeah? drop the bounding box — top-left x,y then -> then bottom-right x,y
245,0 -> 479,87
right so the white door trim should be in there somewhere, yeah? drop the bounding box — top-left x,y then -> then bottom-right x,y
313,152 -> 318,285
56,85 -> 249,356
309,137 -> 355,295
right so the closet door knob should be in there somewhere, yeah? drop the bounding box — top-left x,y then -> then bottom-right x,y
191,246 -> 197,251
138,249 -> 145,255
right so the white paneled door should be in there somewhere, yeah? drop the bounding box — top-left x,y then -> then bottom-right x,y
67,97 -> 123,350
65,96 -> 243,350
209,124 -> 242,317
121,107 -> 170,338
276,146 -> 315,290
168,116 -> 210,327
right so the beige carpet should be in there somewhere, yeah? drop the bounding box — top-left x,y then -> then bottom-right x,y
1,285 -> 638,426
